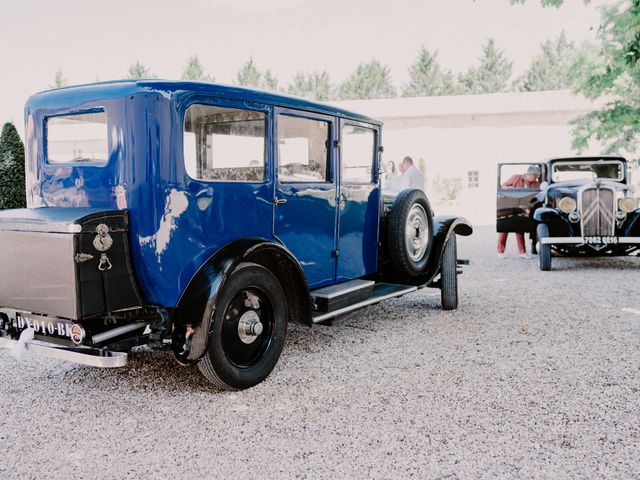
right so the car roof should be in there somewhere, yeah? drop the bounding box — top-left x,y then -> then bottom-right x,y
27,79 -> 382,126
544,155 -> 627,164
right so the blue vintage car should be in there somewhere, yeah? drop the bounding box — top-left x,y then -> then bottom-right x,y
0,81 -> 472,389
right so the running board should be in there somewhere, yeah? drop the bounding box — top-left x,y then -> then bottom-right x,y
312,283 -> 417,324
311,279 -> 375,313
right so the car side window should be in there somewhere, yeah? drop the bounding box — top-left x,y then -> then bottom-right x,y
277,114 -> 330,182
184,104 -> 266,182
341,124 -> 375,184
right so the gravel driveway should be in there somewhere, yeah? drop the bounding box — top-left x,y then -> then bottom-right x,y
1,226 -> 639,479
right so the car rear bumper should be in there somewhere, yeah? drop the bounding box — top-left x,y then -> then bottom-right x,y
0,335 -> 127,368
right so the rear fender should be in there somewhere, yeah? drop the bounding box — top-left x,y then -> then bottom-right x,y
172,238 -> 310,364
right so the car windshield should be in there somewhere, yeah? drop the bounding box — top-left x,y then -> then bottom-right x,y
551,160 -> 624,183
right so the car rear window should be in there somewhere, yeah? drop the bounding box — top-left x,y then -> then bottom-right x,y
46,111 -> 108,164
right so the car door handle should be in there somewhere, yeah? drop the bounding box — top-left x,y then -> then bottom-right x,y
273,198 -> 287,205
339,193 -> 348,207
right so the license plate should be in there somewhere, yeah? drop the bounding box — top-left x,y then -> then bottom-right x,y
14,312 -> 85,344
584,236 -> 618,245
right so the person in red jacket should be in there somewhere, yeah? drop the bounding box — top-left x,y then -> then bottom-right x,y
498,165 -> 541,258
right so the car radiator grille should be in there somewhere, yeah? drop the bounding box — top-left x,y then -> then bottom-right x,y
581,187 -> 615,236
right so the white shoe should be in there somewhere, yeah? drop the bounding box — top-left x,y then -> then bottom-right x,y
519,253 -> 532,259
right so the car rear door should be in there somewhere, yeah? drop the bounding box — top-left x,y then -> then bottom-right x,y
273,109 -> 338,289
496,162 -> 545,233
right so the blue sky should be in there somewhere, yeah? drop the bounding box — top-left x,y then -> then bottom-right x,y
0,0 -> 613,133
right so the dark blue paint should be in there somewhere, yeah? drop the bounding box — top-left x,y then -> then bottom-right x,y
24,81 -> 383,307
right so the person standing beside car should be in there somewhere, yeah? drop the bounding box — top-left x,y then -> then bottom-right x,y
400,156 -> 425,191
497,165 -> 541,258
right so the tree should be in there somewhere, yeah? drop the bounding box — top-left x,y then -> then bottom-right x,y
402,47 -> 455,97
338,59 -> 396,100
126,61 -> 156,79
517,31 -> 576,91
235,58 -> 262,88
50,68 -> 67,89
569,0 -> 640,154
0,122 -> 26,209
432,175 -> 463,204
262,69 -> 279,91
287,71 -> 333,100
458,38 -> 513,94
182,55 -> 213,82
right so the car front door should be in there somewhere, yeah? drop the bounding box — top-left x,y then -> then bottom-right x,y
336,120 -> 380,282
273,109 -> 338,289
496,162 -> 545,234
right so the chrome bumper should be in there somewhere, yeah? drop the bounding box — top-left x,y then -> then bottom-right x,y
541,237 -> 640,245
0,336 -> 127,368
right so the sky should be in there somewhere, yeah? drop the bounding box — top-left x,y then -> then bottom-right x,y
0,0 -> 614,135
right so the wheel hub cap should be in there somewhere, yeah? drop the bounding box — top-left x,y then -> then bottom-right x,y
405,204 -> 429,261
237,310 -> 263,344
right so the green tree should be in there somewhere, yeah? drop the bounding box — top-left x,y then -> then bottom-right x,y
235,58 -> 262,88
127,61 -> 156,79
517,31 -> 576,91
262,69 -> 279,91
182,55 -> 213,82
49,68 -> 67,89
569,0 -> 640,153
458,38 -> 513,94
287,71 -> 333,100
0,122 -> 26,209
402,47 -> 455,97
338,59 -> 397,100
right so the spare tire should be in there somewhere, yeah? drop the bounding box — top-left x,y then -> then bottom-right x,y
387,189 -> 434,276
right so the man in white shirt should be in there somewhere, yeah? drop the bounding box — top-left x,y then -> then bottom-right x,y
399,156 -> 425,191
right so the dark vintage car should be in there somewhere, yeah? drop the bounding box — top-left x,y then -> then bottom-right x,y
0,81 -> 472,389
496,162 -> 546,253
532,156 -> 640,270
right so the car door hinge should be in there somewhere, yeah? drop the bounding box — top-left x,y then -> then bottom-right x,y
332,249 -> 339,257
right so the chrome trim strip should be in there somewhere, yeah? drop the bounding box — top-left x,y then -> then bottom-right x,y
91,323 -> 148,344
541,237 -> 640,244
311,279 -> 375,299
0,337 -> 127,367
312,285 -> 417,323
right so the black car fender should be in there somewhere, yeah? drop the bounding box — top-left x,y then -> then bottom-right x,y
172,238 -> 311,364
624,210 -> 640,236
533,207 -> 573,237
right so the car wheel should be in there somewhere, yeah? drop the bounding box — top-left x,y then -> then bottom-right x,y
537,223 -> 552,271
198,262 -> 287,390
387,189 -> 434,276
440,235 -> 458,310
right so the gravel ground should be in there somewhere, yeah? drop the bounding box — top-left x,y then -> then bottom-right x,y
1,226 -> 639,479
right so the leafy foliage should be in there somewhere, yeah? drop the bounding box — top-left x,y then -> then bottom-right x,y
287,71 -> 334,100
127,61 -> 156,79
182,55 -> 213,82
338,59 -> 396,100
570,0 -> 640,153
235,58 -> 280,91
0,122 -> 26,209
432,175 -> 463,204
402,47 -> 456,97
49,68 -> 67,89
458,39 -> 513,95
517,31 -> 576,91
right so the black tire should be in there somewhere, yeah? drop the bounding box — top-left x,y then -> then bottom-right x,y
440,235 -> 458,310
537,223 -> 552,271
198,262 -> 287,390
387,189 -> 434,276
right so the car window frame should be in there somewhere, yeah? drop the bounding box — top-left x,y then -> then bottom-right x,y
339,119 -> 379,186
43,107 -> 110,168
179,96 -> 272,185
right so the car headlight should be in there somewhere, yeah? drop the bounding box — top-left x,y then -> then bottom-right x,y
619,197 -> 637,213
558,196 -> 576,213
